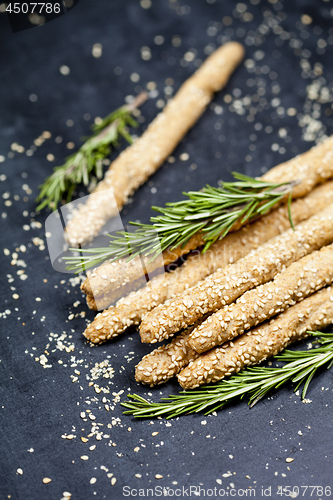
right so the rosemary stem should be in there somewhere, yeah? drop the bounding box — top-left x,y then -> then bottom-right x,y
64,174 -> 297,272
36,93 -> 147,211
121,332 -> 333,419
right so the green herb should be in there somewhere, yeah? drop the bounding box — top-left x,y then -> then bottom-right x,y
36,93 -> 147,211
121,331 -> 333,419
65,173 -> 297,271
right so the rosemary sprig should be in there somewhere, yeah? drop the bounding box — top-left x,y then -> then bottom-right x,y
36,93 -> 147,211
65,173 -> 297,271
121,331 -> 333,419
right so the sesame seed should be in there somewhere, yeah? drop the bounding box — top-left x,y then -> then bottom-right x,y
59,65 -> 70,75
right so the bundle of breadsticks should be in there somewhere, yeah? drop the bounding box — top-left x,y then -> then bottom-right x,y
82,136 -> 333,390
135,207 -> 333,388
72,37 -> 333,391
81,134 -> 333,311
85,180 -> 333,343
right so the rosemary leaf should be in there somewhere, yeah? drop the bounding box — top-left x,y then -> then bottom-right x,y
65,173 -> 297,272
121,331 -> 333,419
36,93 -> 147,211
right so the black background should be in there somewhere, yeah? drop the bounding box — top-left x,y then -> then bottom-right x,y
1,1 -> 333,499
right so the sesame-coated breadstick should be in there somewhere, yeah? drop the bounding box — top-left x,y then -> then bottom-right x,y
81,233 -> 203,307
261,135 -> 333,197
83,181 -> 333,312
85,275 -> 146,311
83,182 -> 333,343
189,244 -> 333,353
81,136 -> 333,308
140,204 -> 333,343
177,286 -> 333,389
135,325 -> 201,386
65,42 -> 245,247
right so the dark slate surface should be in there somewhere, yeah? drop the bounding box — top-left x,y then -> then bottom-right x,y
0,1 -> 333,499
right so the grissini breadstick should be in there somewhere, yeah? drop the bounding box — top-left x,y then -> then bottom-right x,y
83,182 -> 333,343
177,286 -> 333,389
81,232 -> 203,305
85,275 -> 148,310
135,324 -> 201,386
65,42 -> 245,247
189,244 -> 333,353
261,135 -> 333,197
140,204 -> 333,343
81,135 -> 333,305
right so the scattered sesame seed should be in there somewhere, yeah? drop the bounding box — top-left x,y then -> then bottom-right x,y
301,14 -> 312,25
130,73 -> 140,83
154,35 -> 164,45
59,65 -> 70,75
92,43 -> 102,58
140,0 -> 151,8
